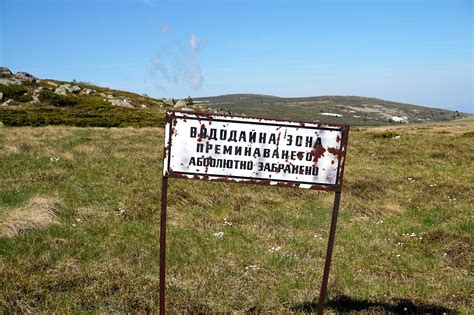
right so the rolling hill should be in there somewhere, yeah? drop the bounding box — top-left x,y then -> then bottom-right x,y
195,94 -> 466,125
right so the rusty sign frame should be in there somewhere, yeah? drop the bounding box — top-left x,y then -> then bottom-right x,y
159,110 -> 350,314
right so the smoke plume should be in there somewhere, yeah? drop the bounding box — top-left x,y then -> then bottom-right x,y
149,30 -> 205,91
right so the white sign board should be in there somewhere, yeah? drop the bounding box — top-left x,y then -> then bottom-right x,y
163,111 -> 349,191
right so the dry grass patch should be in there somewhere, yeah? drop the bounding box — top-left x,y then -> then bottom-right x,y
108,127 -> 163,140
72,143 -> 103,155
2,126 -> 73,143
0,196 -> 62,237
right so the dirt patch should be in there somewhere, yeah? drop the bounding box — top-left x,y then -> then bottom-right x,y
0,197 -> 63,237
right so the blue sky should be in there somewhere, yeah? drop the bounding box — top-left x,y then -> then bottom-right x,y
1,0 -> 472,113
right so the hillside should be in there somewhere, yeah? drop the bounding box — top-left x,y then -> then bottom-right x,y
0,67 -> 177,127
195,94 -> 466,125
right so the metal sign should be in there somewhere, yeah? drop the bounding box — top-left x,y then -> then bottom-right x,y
163,111 -> 349,191
159,110 -> 350,314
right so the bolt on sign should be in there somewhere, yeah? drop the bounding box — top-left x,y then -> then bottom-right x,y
159,110 -> 349,314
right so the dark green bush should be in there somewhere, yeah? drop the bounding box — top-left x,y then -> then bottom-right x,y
15,93 -> 33,102
371,131 -> 400,139
0,85 -> 28,101
38,90 -> 78,107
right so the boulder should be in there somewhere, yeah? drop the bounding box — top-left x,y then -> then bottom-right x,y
80,88 -> 96,95
0,92 -> 3,102
31,88 -> 42,103
0,77 -> 22,86
54,86 -> 68,95
174,99 -> 187,107
1,99 -> 12,106
15,71 -> 37,81
69,85 -> 81,94
54,84 -> 81,95
109,98 -> 134,108
140,104 -> 147,108
0,67 -> 12,78
163,98 -> 175,106
45,81 -> 58,87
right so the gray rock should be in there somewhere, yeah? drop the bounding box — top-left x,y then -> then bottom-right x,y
0,67 -> 12,78
140,104 -> 147,108
80,88 -> 96,95
0,77 -> 22,85
15,71 -> 37,81
0,92 -> 3,102
45,81 -> 58,87
109,98 -> 134,108
69,85 -> 81,94
163,98 -> 175,106
97,92 -> 107,97
54,86 -> 68,95
54,84 -> 81,95
174,99 -> 187,107
1,99 -> 13,106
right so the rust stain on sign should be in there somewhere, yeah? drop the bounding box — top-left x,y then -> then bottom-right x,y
163,110 -> 349,191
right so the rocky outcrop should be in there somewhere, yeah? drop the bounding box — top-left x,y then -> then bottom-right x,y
45,81 -> 58,87
80,88 -> 96,95
174,99 -> 187,107
15,72 -> 37,82
0,67 -> 12,78
0,66 -> 201,112
108,98 -> 134,108
0,68 -> 37,85
163,98 -> 175,106
54,84 -> 81,95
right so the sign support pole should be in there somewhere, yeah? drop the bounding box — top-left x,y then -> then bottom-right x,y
159,175 -> 168,315
317,191 -> 342,315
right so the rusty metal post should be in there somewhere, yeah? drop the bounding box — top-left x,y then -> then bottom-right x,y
159,176 -> 168,314
317,191 -> 342,315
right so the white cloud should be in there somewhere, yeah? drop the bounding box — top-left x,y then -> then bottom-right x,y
149,33 -> 205,91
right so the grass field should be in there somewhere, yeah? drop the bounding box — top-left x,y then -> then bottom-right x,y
0,119 -> 473,313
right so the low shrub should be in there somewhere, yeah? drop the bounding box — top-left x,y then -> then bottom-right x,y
38,90 -> 78,107
371,131 -> 400,139
15,93 -> 33,102
0,85 -> 28,101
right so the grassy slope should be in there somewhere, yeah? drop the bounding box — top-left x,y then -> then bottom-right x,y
0,80 -> 167,127
0,120 -> 473,313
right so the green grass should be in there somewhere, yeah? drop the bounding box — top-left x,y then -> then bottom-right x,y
0,122 -> 473,313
